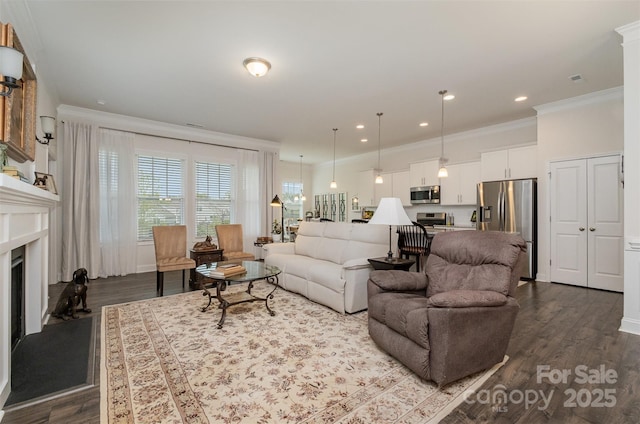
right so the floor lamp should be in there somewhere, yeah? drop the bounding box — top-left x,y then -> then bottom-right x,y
270,194 -> 285,241
368,197 -> 413,260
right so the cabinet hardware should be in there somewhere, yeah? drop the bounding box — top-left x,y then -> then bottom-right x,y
579,227 -> 585,231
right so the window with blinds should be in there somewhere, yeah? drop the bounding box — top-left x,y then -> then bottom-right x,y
195,161 -> 232,238
282,181 -> 303,220
137,155 -> 184,240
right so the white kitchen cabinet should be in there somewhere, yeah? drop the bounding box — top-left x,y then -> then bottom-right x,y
357,169 -> 376,207
550,155 -> 623,292
440,162 -> 480,205
359,169 -> 411,207
372,170 -> 411,206
375,172 -> 393,204
481,145 -> 537,181
409,160 -> 440,187
392,170 -> 411,206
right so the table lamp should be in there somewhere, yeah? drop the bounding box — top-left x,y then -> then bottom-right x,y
369,197 -> 413,260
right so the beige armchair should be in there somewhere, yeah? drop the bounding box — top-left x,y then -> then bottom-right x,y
152,225 -> 196,296
367,230 -> 526,386
215,224 -> 255,261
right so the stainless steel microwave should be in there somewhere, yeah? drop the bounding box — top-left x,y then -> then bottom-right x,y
410,185 -> 440,204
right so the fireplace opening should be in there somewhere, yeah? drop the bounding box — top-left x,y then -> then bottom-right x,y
11,246 -> 25,351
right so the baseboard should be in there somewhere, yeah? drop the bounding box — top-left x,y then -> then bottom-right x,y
620,317 -> 640,335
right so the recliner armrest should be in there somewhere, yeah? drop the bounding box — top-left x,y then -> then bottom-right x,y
368,270 -> 428,293
427,290 -> 508,308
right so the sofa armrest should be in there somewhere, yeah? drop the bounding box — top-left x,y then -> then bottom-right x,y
368,270 -> 428,294
427,290 -> 508,308
343,258 -> 372,270
263,242 -> 295,256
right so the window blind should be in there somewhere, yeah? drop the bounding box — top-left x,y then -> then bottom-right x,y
195,162 -> 232,238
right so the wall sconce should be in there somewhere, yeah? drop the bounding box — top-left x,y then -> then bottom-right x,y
243,57 -> 271,77
36,116 -> 56,145
0,46 -> 24,97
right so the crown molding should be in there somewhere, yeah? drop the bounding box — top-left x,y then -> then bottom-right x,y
534,87 -> 623,116
616,20 -> 640,42
56,105 -> 280,153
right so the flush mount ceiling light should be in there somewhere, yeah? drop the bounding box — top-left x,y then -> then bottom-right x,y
0,46 -> 23,97
438,90 -> 449,179
243,57 -> 271,77
375,113 -> 384,184
330,128 -> 338,189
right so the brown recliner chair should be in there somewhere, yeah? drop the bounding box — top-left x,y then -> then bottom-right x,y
215,224 -> 255,261
367,230 -> 526,386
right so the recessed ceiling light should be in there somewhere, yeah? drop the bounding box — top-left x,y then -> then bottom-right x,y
515,96 -> 528,102
361,138 -> 368,143
97,99 -> 106,105
419,122 -> 429,127
356,124 -> 364,129
443,94 -> 455,101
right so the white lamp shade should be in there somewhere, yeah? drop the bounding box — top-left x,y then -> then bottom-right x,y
438,166 -> 448,178
330,180 -> 337,189
0,46 -> 23,80
243,57 -> 271,77
369,197 -> 413,226
40,116 -> 56,134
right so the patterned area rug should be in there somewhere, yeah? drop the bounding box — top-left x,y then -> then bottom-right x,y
101,283 -> 506,423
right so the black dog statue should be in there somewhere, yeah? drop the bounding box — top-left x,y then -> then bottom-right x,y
52,268 -> 92,320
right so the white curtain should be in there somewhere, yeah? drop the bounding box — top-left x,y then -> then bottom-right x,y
260,150 -> 278,236
236,149 -> 260,249
98,128 -> 137,277
60,121 -> 101,281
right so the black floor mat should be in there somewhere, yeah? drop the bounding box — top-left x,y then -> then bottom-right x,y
5,316 -> 95,406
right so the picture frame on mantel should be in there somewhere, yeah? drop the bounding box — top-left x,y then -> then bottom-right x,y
0,22 -> 37,163
33,171 -> 57,194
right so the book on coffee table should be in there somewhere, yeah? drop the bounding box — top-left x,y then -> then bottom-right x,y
209,264 -> 246,278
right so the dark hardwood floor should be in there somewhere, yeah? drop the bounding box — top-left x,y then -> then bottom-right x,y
2,273 -> 639,423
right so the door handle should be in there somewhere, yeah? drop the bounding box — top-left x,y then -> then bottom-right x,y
579,227 -> 585,231
590,227 -> 596,232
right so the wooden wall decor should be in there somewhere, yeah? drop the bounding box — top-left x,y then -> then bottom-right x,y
0,22 -> 37,163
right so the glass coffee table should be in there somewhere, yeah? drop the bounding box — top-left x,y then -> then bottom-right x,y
196,260 -> 281,329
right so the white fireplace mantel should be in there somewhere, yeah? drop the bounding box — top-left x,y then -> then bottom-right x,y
0,173 -> 59,409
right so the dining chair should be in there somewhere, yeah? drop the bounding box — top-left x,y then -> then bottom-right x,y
396,221 -> 433,272
152,225 -> 196,296
215,224 -> 255,261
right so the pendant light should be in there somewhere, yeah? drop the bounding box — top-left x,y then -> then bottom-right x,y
330,128 -> 338,189
295,154 -> 306,202
437,90 -> 449,178
375,113 -> 384,184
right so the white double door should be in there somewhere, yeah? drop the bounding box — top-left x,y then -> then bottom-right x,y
550,155 -> 623,292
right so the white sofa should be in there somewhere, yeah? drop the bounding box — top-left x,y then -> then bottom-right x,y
264,221 -> 394,313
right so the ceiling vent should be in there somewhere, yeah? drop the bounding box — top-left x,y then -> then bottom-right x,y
569,74 -> 584,83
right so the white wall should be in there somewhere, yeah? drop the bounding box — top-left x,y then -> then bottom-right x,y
535,88 -> 624,282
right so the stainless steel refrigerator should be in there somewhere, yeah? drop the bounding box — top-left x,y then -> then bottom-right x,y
476,179 -> 537,279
